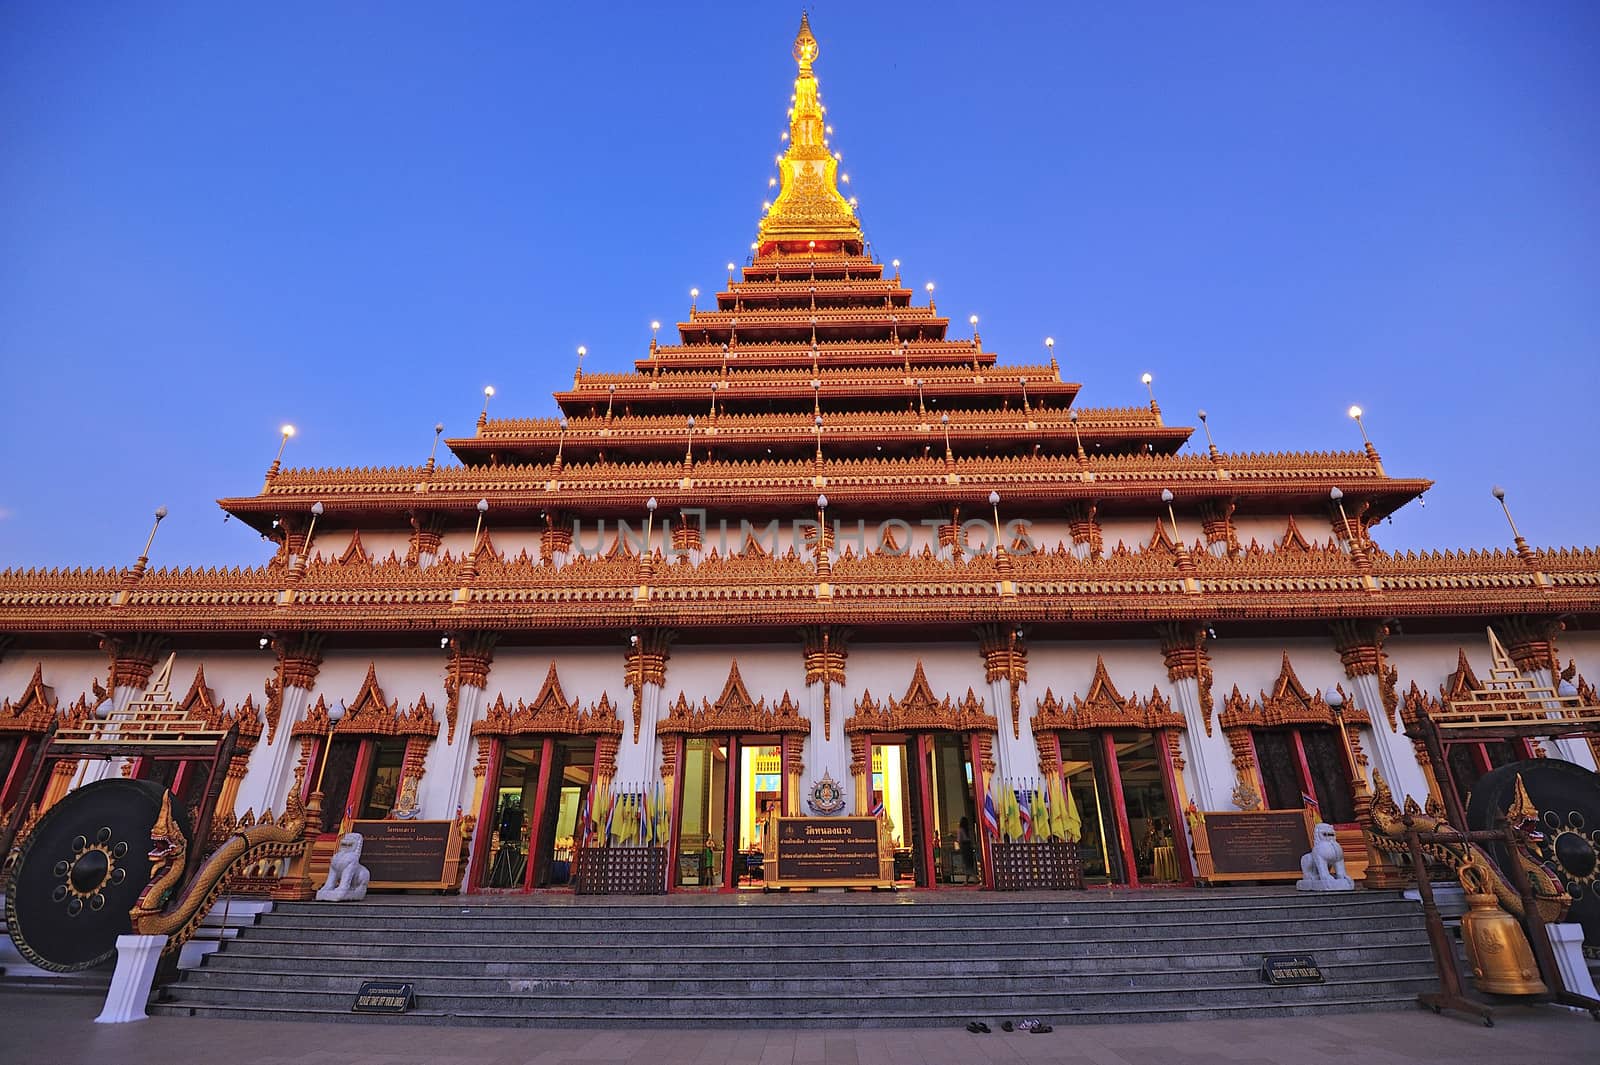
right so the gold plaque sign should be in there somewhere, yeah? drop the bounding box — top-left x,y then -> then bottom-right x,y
764,815 -> 893,889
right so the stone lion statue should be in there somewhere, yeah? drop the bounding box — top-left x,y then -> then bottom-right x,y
1296,821 -> 1354,892
316,832 -> 371,902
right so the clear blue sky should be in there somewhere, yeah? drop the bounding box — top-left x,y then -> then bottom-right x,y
2,2 -> 1595,569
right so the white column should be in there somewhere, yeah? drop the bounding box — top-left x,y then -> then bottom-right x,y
1344,672 -> 1430,801
94,934 -> 168,1023
988,676 -> 1040,784
1549,923 -> 1600,1000
614,683 -> 664,785
1168,678 -> 1232,809
800,685 -> 851,812
421,683 -> 488,819
235,685 -> 313,817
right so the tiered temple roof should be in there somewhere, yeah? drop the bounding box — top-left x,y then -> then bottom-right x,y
1,15 -> 1594,643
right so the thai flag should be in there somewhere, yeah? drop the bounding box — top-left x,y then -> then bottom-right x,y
637,790 -> 648,847
1301,791 -> 1320,812
982,790 -> 1000,839
603,789 -> 616,844
576,790 -> 591,847
1016,790 -> 1033,842
870,794 -> 884,818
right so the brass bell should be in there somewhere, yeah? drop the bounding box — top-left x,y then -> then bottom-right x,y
1459,859 -> 1547,997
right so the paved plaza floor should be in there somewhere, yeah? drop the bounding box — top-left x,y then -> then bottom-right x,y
1,991 -> 1596,1065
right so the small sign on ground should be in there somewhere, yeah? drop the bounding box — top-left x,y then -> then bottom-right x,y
353,979 -> 416,1013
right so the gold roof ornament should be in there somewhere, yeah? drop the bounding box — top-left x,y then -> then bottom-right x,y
758,14 -> 862,257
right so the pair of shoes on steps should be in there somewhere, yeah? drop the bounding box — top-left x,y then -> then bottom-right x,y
1013,1018 -> 1053,1033
966,1021 -> 991,1033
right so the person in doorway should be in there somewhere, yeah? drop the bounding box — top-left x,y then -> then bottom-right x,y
702,835 -> 718,886
957,816 -> 975,883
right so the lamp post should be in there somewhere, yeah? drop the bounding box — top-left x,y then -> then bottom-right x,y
1018,377 -> 1030,411
1141,372 -> 1157,409
427,422 -> 445,469
479,387 -> 495,422
650,320 -> 661,352
554,418 -> 569,468
1324,686 -> 1371,805
988,490 -> 1002,552
576,345 -> 587,378
684,416 -> 696,463
1197,410 -> 1219,456
813,414 -> 823,460
1492,485 -> 1535,559
969,314 -> 980,342
811,377 -> 821,416
300,501 -> 325,563
915,378 -> 925,413
1348,405 -> 1371,447
689,287 -> 699,313
1044,336 -> 1056,370
727,261 -> 735,284
469,498 -> 489,558
925,281 -> 935,312
891,258 -> 900,283
269,424 -> 296,477
644,496 -> 658,556
1160,489 -> 1180,544
941,412 -> 951,457
131,505 -> 168,578
1069,409 -> 1085,459
1330,486 -> 1354,548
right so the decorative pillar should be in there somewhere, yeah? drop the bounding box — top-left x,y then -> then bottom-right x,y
1065,501 -> 1102,561
1158,623 -> 1231,809
976,624 -> 1039,781
1330,621 -> 1432,800
408,511 -> 446,567
800,626 -> 849,813
617,630 -> 672,784
936,505 -> 963,562
235,634 -> 322,819
848,733 -> 872,815
782,734 -> 805,816
541,510 -> 574,569
672,510 -> 704,566
427,632 -> 497,821
1198,500 -> 1238,558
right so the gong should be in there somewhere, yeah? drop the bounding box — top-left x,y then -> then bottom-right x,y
1466,758 -> 1600,949
4,778 -> 190,972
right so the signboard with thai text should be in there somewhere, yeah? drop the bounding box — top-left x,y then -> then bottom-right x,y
1191,809 -> 1314,883
347,819 -> 464,891
352,979 -> 415,1013
768,816 -> 891,888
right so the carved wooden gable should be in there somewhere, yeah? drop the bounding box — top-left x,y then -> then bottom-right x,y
179,665 -> 263,750
1220,652 -> 1367,731
659,661 -> 808,736
1032,656 -> 1182,732
291,663 -> 438,739
0,663 -> 57,734
1441,648 -> 1482,701
846,661 -> 995,735
473,664 -> 623,738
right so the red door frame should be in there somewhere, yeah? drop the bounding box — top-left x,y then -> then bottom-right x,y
720,735 -> 741,892
913,733 -> 938,889
465,737 -> 505,892
1154,728 -> 1196,884
520,737 -> 557,890
969,732 -> 994,890
1098,731 -> 1140,888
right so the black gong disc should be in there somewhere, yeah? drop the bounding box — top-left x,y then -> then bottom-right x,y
1466,757 -> 1600,949
4,778 -> 190,972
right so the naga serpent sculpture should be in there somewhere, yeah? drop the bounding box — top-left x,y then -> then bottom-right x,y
1367,771 -> 1569,925
130,786 -> 317,957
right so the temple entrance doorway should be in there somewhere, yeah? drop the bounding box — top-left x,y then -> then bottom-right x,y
670,734 -> 783,890
870,733 -> 980,888
1053,729 -> 1186,887
478,734 -> 597,891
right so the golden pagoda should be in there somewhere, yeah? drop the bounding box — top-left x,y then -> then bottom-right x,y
1,15 -> 1598,902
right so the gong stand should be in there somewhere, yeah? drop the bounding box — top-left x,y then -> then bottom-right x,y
0,716 -> 236,899
1406,703 -> 1600,1018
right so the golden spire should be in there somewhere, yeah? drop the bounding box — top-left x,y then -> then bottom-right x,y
757,14 -> 862,257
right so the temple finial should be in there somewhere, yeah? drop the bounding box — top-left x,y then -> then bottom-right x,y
794,13 -> 818,71
758,14 -> 861,258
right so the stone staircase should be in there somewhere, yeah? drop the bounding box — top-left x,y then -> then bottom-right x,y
150,889 -> 1438,1027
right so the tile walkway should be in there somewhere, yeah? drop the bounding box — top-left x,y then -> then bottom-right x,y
1,990 -> 1596,1065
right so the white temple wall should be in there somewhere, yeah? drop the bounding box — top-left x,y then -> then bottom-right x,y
332,530 -> 411,562
1561,631 -> 1600,770
0,652 -> 104,708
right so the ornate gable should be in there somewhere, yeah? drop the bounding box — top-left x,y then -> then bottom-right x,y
0,664 -> 58,734
1278,515 -> 1312,553
1032,657 -> 1183,732
1441,649 -> 1481,701
1220,652 -> 1368,730
472,665 -> 623,738
290,664 -> 438,739
658,662 -> 808,736
846,661 -> 995,735
338,530 -> 371,565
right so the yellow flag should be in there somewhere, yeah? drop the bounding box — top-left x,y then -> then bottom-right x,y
1053,776 -> 1082,843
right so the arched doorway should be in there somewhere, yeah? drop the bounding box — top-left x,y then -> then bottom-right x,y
1032,658 -> 1193,887
466,665 -> 622,891
845,662 -> 996,889
660,662 -> 808,891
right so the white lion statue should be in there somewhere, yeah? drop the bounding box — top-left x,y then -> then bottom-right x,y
1296,821 -> 1354,892
316,832 -> 371,902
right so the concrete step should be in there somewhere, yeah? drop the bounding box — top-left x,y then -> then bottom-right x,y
198,941 -> 1431,978
148,889 -> 1437,1028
